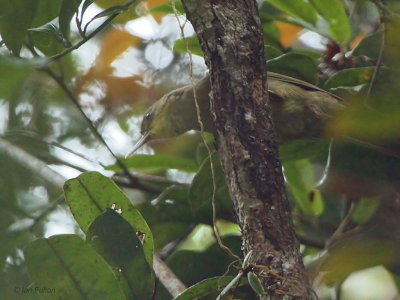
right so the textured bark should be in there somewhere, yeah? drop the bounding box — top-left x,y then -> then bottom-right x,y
181,0 -> 311,298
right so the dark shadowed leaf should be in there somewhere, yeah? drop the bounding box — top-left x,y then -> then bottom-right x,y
0,0 -> 38,55
173,276 -> 247,300
324,67 -> 374,90
87,209 -> 154,299
24,234 -> 125,300
267,53 -> 317,83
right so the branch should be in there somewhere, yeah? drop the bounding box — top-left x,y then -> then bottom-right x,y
0,136 -> 186,298
181,0 -> 311,298
41,67 -> 158,194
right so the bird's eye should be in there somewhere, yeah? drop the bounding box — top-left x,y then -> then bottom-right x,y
145,112 -> 151,120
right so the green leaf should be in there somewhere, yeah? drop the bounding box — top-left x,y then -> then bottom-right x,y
29,18 -> 69,55
106,154 -> 198,172
266,0 -> 317,25
31,0 -> 63,28
87,209 -> 154,299
24,234 -> 125,300
352,197 -> 379,224
173,36 -> 204,57
309,0 -> 351,43
283,159 -> 324,216
150,1 -> 184,15
189,152 -> 230,211
0,0 -> 38,55
262,21 -> 282,50
267,53 -> 318,84
59,0 -> 81,38
264,45 -> 283,60
173,276 -> 244,300
166,235 -> 242,287
324,67 -> 374,90
63,171 -> 154,266
279,139 -> 330,162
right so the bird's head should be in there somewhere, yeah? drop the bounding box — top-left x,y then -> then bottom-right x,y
125,87 -> 185,157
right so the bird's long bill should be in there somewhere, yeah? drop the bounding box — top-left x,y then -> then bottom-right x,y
125,132 -> 150,158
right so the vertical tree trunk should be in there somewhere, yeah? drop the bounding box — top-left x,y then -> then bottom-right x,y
181,0 -> 311,298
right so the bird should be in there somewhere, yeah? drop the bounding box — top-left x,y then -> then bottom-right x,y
126,72 -> 344,157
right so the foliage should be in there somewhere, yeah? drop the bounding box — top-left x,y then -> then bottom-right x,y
1,0 -> 400,299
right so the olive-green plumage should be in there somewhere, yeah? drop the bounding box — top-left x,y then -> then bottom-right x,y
127,72 -> 344,156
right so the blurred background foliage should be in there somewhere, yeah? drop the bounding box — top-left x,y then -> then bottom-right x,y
1,0 -> 400,299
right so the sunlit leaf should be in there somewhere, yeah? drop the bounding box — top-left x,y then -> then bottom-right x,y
352,197 -> 379,224
284,159 -> 324,216
309,0 -> 351,43
150,1 -> 184,15
267,0 -> 317,25
63,171 -> 154,266
24,234 -> 125,300
173,36 -> 204,57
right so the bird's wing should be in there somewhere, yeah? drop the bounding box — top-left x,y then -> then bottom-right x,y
267,72 -> 343,101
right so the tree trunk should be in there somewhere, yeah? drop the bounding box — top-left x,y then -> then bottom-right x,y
181,0 -> 311,298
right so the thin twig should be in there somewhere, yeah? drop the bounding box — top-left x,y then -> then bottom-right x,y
366,23 -> 386,101
325,200 -> 357,248
45,0 -> 138,64
171,0 -> 240,262
40,67 -> 157,193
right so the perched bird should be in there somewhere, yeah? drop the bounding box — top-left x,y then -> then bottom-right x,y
126,72 -> 344,157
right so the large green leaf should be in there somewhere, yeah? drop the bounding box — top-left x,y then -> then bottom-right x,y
24,234 -> 125,300
63,171 -> 154,266
87,209 -> 154,299
29,18 -> 67,56
0,0 -> 38,55
107,154 -> 198,172
59,0 -> 82,38
279,139 -> 330,162
324,67 -> 374,90
266,0 -> 317,25
309,0 -> 351,44
283,158 -> 324,216
267,53 -> 318,84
